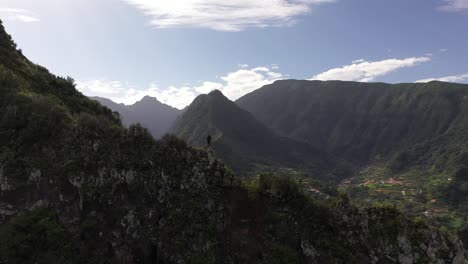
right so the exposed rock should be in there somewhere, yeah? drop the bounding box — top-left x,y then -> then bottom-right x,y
28,169 -> 41,190
0,167 -> 12,192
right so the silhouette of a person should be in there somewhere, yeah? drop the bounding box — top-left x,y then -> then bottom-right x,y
207,135 -> 212,147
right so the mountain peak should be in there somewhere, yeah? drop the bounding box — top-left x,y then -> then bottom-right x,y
138,95 -> 159,103
208,89 -> 225,98
94,95 -> 181,139
172,84 -> 331,175
188,89 -> 229,109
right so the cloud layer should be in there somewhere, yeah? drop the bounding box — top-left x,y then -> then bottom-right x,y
0,8 -> 39,22
439,0 -> 468,11
122,0 -> 335,31
416,73 -> 468,83
77,66 -> 283,109
311,57 -> 431,82
78,55 -> 438,109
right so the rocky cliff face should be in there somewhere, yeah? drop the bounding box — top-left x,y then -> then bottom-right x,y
3,149 -> 467,263
0,129 -> 236,263
328,202 -> 467,264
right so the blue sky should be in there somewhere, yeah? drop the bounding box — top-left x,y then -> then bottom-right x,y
1,0 -> 467,109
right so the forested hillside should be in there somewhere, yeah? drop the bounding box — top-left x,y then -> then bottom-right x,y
238,80 -> 468,164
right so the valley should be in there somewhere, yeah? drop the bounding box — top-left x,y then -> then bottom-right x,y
98,78 -> 468,232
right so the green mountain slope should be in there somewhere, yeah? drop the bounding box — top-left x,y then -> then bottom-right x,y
237,79 -> 468,226
172,90 -> 333,177
237,80 -> 468,163
1,20 -> 467,263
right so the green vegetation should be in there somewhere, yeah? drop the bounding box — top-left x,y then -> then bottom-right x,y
237,79 -> 468,234
0,208 -> 73,264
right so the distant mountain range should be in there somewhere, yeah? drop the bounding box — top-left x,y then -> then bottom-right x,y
92,96 -> 181,138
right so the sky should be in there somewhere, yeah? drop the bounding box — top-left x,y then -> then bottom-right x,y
1,0 -> 467,109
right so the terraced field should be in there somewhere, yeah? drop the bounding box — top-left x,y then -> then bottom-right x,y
342,165 -> 466,230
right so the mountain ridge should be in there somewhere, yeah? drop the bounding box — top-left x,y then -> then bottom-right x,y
237,79 -> 468,163
92,95 -> 181,138
172,89 -> 335,176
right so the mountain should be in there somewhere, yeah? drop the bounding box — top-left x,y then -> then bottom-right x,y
237,79 -> 468,225
92,96 -> 181,138
237,80 -> 468,163
171,90 -> 334,177
1,19 -> 467,263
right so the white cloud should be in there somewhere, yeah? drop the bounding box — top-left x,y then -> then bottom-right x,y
415,73 -> 468,83
77,80 -> 198,110
122,0 -> 335,31
76,80 -> 127,95
352,59 -> 365,64
194,81 -> 224,94
77,66 -> 283,109
78,56 -> 435,109
311,57 -> 431,82
146,85 -> 199,109
439,0 -> 468,11
0,8 -> 39,23
220,66 -> 283,100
